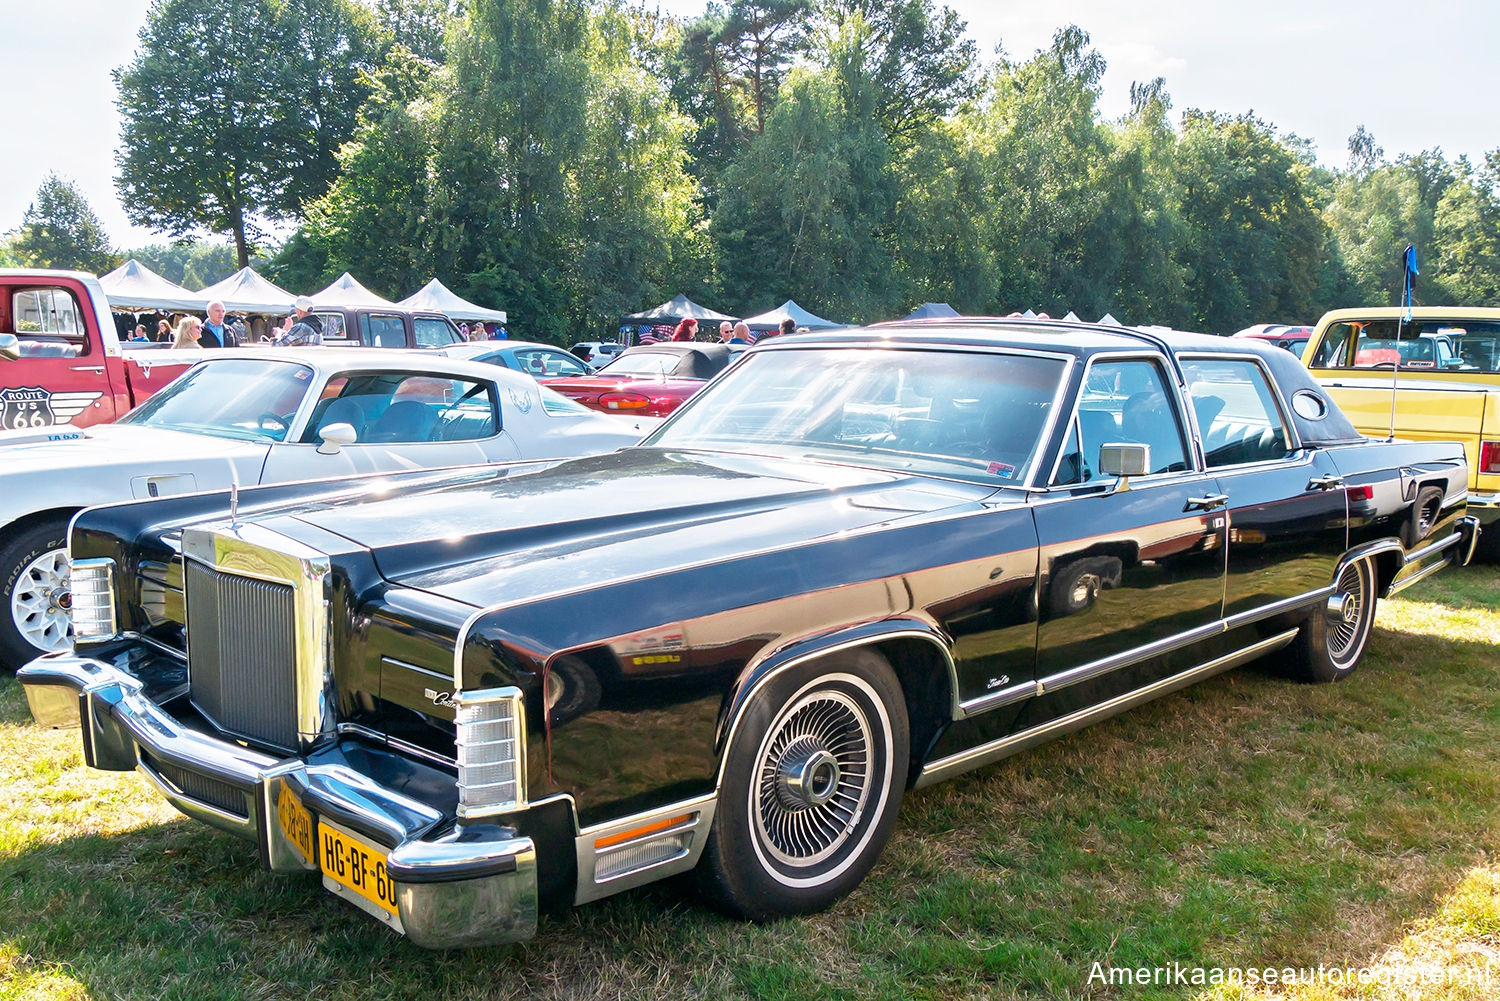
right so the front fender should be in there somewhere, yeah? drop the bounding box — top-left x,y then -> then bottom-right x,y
713,616 -> 955,760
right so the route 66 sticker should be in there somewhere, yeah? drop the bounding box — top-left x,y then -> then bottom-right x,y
0,386 -> 102,428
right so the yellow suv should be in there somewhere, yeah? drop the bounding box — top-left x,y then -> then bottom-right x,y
1303,307 -> 1500,556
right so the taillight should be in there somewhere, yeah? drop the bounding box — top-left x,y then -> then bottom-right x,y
600,393 -> 651,411
1480,441 -> 1500,474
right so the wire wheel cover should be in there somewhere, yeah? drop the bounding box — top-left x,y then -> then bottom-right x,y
1327,561 -> 1371,667
753,690 -> 874,868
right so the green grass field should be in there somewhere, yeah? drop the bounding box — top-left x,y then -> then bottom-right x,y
2,566 -> 1497,1000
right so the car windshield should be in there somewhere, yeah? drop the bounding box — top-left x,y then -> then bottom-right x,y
598,353 -> 680,378
649,347 -> 1067,483
120,358 -> 313,442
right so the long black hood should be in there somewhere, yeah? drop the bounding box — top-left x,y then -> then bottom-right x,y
287,448 -> 1002,608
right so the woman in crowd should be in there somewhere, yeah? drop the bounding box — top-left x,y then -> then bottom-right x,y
171,315 -> 203,349
670,317 -> 698,341
155,318 -> 172,342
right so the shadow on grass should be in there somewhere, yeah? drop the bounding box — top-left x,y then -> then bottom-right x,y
3,606 -> 1498,1000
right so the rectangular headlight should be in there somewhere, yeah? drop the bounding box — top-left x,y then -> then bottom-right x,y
455,687 -> 525,819
69,558 -> 118,643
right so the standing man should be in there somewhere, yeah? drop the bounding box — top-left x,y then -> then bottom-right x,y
729,322 -> 751,345
718,321 -> 734,343
273,296 -> 323,346
200,300 -> 239,348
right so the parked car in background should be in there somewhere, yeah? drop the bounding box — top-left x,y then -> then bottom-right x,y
1,269 -> 194,430
543,341 -> 734,416
569,341 -> 625,366
1234,324 -> 1314,355
19,318 -> 1477,949
311,305 -> 465,350
0,349 -> 654,669
438,340 -> 595,378
1302,307 -> 1500,557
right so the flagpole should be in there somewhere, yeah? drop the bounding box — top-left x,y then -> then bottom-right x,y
1388,244 -> 1417,442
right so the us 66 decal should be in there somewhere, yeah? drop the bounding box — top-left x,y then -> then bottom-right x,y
0,387 -> 102,428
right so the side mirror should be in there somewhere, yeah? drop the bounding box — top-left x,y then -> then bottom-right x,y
316,422 -> 358,455
0,333 -> 19,362
1097,442 -> 1149,491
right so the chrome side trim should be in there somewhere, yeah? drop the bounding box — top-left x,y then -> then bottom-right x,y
916,628 -> 1300,789
957,679 -> 1042,717
1385,554 -> 1452,597
573,793 -> 717,905
958,587 -> 1328,714
1400,528 -> 1461,567
381,655 -> 452,685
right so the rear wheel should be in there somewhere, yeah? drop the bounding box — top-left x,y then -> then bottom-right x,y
1288,557 -> 1377,683
698,649 -> 909,920
1,519 -> 73,672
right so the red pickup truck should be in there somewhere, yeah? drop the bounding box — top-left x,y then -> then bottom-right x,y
0,270 -> 194,430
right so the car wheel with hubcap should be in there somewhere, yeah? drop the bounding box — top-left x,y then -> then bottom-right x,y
698,648 -> 908,920
1,519 -> 73,671
1288,556 -> 1377,683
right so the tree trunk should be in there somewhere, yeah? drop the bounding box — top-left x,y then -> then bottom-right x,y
229,201 -> 249,269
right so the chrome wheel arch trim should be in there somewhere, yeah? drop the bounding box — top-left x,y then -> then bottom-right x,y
712,622 -> 958,786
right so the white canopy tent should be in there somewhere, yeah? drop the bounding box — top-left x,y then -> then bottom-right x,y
196,267 -> 297,315
308,272 -> 398,309
738,299 -> 840,332
397,278 -> 508,325
98,259 -> 208,313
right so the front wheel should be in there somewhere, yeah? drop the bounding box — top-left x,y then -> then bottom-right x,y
698,648 -> 909,921
1,519 -> 73,672
1288,557 -> 1377,683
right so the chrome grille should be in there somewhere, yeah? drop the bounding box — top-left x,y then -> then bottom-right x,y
185,560 -> 299,750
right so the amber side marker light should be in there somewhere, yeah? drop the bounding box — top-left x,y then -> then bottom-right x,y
594,813 -> 694,850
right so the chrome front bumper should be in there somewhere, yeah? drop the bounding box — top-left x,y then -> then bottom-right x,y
18,653 -> 537,950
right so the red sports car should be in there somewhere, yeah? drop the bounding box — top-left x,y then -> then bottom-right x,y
540,342 -> 736,417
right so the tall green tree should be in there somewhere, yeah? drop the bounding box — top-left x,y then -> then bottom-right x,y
303,0 -> 701,339
1433,151 -> 1500,304
1171,111 -> 1329,330
814,0 -> 978,148
8,174 -> 118,273
114,0 -> 378,268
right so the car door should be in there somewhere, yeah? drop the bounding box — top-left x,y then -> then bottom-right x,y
1018,355 -> 1228,732
260,370 -> 519,481
2,284 -> 122,429
1181,354 -> 1345,616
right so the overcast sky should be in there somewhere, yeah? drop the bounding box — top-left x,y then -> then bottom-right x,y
3,0 -> 1496,254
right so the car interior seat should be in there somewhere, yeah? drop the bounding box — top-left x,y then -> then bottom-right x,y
314,397 -> 367,440
365,399 -> 438,442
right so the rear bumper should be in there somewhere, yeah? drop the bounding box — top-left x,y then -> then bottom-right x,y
1469,493 -> 1499,524
17,653 -> 537,950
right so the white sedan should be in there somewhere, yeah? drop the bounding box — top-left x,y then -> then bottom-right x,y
0,349 -> 658,668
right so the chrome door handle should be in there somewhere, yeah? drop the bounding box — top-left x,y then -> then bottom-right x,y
1185,493 -> 1229,511
1307,474 -> 1345,491
69,365 -> 105,374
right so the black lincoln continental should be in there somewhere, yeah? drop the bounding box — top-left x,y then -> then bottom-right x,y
19,319 -> 1481,948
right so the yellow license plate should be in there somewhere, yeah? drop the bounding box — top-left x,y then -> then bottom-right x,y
276,787 -> 316,865
319,821 -> 400,920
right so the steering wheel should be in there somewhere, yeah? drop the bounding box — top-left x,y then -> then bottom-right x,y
1367,361 -> 1398,370
257,411 -> 290,436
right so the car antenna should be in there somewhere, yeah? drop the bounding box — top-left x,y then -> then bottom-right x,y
1388,244 -> 1418,441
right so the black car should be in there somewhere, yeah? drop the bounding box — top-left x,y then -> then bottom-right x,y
20,319 -> 1480,948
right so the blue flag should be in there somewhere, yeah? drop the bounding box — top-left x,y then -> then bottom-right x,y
1402,244 -> 1418,320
